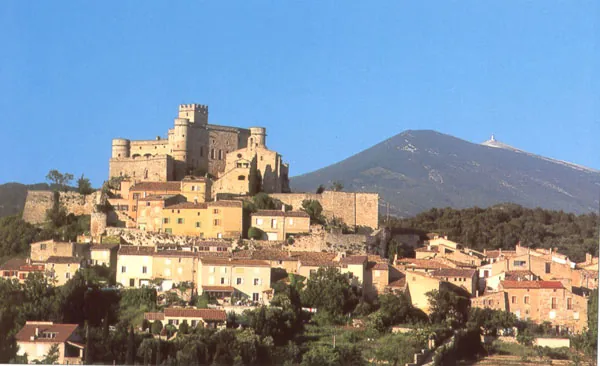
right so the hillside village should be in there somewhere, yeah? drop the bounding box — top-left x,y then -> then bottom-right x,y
1,103 -> 598,365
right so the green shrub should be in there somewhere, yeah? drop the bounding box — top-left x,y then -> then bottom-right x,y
248,227 -> 265,240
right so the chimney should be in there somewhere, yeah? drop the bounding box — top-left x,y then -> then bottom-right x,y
35,328 -> 39,338
476,290 -> 479,297
393,253 -> 398,263
586,253 -> 592,264
282,205 -> 286,213
427,244 -> 431,251
483,249 -> 487,255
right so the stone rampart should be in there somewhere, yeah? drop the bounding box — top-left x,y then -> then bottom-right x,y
270,191 -> 379,230
22,190 -> 104,225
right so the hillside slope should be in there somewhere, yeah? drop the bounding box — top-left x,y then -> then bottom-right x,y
290,130 -> 600,217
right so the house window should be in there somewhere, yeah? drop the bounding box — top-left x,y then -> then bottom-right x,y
221,277 -> 225,285
121,266 -> 127,273
551,297 -> 557,309
165,228 -> 172,234
129,279 -> 135,287
524,296 -> 529,304
545,262 -> 551,274
142,266 -> 147,274
146,202 -> 151,206
256,218 -> 263,225
66,272 -> 71,279
210,266 -> 215,273
238,175 -> 245,180
213,209 -> 219,214
163,218 -> 169,224
254,278 -> 261,286
289,218 -> 294,225
214,219 -> 221,226
567,298 -> 572,310
221,267 -> 227,273
236,278 -> 243,285
252,293 -> 259,302
177,218 -> 184,224
40,244 -> 47,250
511,296 -> 517,304
271,219 -> 277,228
513,260 -> 526,267
195,222 -> 201,228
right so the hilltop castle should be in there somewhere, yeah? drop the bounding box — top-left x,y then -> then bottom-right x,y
109,103 -> 290,196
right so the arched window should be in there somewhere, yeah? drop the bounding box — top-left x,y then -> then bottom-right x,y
144,170 -> 148,179
132,154 -> 141,159
238,175 -> 245,181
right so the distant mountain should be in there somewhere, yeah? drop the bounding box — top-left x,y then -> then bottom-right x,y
0,183 -> 76,218
290,130 -> 600,217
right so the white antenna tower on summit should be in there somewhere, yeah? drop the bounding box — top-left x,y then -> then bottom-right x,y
490,134 -> 496,142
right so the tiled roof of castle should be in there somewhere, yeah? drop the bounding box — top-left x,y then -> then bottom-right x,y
251,210 -> 309,217
200,258 -> 270,267
118,245 -> 155,256
16,322 -> 78,343
164,308 -> 227,321
431,269 -> 477,278
130,182 -> 181,192
500,280 -> 564,289
45,256 -> 82,264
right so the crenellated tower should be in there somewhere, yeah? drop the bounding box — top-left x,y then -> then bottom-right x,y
178,104 -> 208,125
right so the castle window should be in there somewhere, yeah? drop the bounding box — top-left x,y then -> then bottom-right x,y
237,153 -> 242,158
238,175 -> 245,181
211,149 -> 215,159
200,147 -> 203,156
218,150 -> 222,160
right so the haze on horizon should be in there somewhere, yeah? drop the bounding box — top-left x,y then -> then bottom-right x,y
1,2 -> 597,187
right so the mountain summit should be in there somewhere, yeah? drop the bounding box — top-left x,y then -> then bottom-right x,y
290,130 -> 600,217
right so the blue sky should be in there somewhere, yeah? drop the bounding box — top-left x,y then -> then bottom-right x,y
1,2 -> 597,187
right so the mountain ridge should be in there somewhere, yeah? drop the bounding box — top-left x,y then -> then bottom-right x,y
290,130 -> 600,217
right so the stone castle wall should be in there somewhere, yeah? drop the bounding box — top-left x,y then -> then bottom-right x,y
109,155 -> 174,181
270,191 -> 380,230
22,190 -> 104,225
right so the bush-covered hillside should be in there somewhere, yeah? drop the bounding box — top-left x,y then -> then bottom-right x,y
387,203 -> 599,262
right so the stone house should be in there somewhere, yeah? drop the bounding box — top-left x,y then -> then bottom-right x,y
90,243 -> 119,268
44,256 -> 83,286
250,209 -> 310,241
430,268 -> 478,296
470,291 -> 508,311
116,246 -> 155,288
0,258 -> 45,283
403,271 -> 442,314
365,259 -> 389,298
394,257 -> 453,274
161,200 -> 243,239
198,258 -> 271,303
152,251 -> 198,291
499,280 -> 588,333
339,255 -> 368,289
30,240 -> 88,263
15,321 -> 85,364
136,194 -> 186,232
144,307 -> 227,330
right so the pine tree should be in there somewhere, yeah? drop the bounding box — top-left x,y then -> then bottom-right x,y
126,325 -> 135,365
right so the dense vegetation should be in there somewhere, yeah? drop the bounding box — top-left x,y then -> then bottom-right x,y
386,203 -> 599,262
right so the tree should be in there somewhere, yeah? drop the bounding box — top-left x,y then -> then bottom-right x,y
77,174 -> 94,195
426,287 -> 470,328
330,181 -> 344,192
378,293 -> 413,327
316,185 -> 325,194
151,320 -> 163,335
301,200 -> 324,225
41,344 -> 60,364
125,326 -> 135,365
178,320 -> 189,335
301,267 -> 359,321
45,170 -> 74,192
248,227 -> 265,240
253,193 -> 278,210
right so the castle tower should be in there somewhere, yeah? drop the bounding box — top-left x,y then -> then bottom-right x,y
111,138 -> 130,158
248,127 -> 266,151
172,118 -> 191,180
178,104 -> 208,125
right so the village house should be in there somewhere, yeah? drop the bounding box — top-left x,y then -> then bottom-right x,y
152,251 -> 198,291
365,259 -> 390,298
90,243 -> 119,268
402,271 -> 442,314
394,257 -> 453,273
15,321 -> 85,364
136,194 -> 186,232
161,200 -> 243,239
0,258 -> 45,283
499,280 -> 588,333
44,256 -> 83,286
116,245 -> 155,288
430,268 -> 478,296
197,258 -> 271,303
30,240 -> 89,263
250,209 -> 310,241
470,291 -> 508,311
144,307 -> 226,330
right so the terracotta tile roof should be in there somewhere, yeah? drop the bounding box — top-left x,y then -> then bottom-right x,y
431,269 -> 477,278
233,249 -> 296,261
500,280 -> 564,289
340,255 -> 368,265
504,270 -> 535,280
251,210 -> 309,218
202,286 -> 235,292
415,247 -> 439,253
20,265 -> 45,272
139,194 -> 178,202
1,258 -> 28,271
130,182 -> 181,192
118,245 -> 155,256
209,200 -> 243,208
144,312 -> 165,321
200,258 -> 270,267
372,262 -> 389,270
153,251 -> 199,258
45,256 -> 82,264
90,244 -> 119,250
16,322 -> 78,343
395,258 -> 452,270
165,202 -> 208,210
486,250 -> 517,258
164,308 -> 227,321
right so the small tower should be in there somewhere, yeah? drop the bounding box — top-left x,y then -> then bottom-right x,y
248,127 -> 267,151
172,118 -> 191,179
111,138 -> 130,158
178,104 -> 208,125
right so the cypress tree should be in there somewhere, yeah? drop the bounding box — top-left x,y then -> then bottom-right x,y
126,326 -> 135,365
